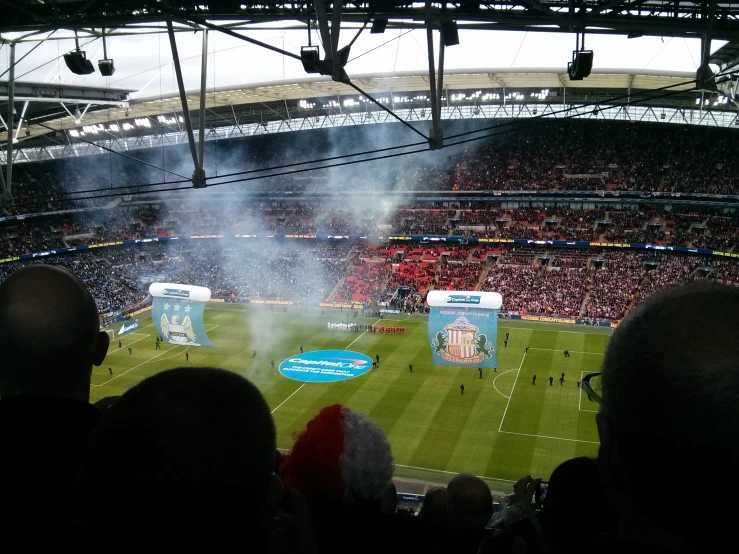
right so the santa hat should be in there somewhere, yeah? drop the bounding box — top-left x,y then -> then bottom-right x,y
280,404 -> 394,506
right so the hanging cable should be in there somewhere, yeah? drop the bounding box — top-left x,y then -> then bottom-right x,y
34,122 -> 191,180
12,79 -> 698,208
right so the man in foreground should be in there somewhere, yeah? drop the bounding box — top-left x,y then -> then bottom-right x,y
79,367 -> 282,551
597,282 -> 739,553
0,265 -> 110,549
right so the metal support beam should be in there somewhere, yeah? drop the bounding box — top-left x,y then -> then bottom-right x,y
166,20 -> 205,187
313,0 -> 333,59
5,42 -> 15,198
436,40 -> 445,123
426,14 -> 443,150
13,100 -> 29,141
698,0 -> 716,90
198,29 -> 209,168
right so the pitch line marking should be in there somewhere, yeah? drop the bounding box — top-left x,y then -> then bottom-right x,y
272,322 -> 382,415
92,347 -> 178,386
344,318 -> 382,350
273,451 -> 517,485
499,430 -> 599,445
107,332 -> 154,352
92,325 -> 219,387
492,369 -> 517,399
394,463 -> 517,483
271,383 -> 305,414
527,347 -> 605,355
497,351 -> 527,432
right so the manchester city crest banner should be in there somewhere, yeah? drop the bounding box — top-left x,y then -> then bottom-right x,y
427,291 -> 502,369
149,283 -> 214,347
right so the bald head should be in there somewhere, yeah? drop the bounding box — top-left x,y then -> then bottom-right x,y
447,474 -> 493,530
598,282 -> 739,535
0,265 -> 108,399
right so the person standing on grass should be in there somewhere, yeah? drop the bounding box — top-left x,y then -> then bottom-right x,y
549,376 -> 553,386
185,352 -> 189,362
504,339 -> 508,347
252,350 -> 257,358
119,339 -> 122,349
532,374 -> 536,385
564,349 -> 570,357
524,347 -> 529,353
479,368 -> 483,379
376,353 -> 380,365
505,332 -> 509,341
300,345 -> 304,353
128,347 -> 132,356
108,368 -> 113,375
559,372 -> 565,385
409,363 -> 413,373
460,384 -> 465,395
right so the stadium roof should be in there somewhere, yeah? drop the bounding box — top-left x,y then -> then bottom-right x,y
0,68 -> 706,149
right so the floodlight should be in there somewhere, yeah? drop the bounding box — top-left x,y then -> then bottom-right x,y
64,50 -> 95,75
568,50 -> 593,81
371,18 -> 388,34
98,59 -> 115,76
441,21 -> 459,47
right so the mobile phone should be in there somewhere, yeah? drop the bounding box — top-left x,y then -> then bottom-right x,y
534,481 -> 549,504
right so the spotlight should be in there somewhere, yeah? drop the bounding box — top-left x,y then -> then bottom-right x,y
568,50 -> 593,81
441,21 -> 460,47
63,50 -> 95,75
660,111 -> 666,120
300,46 -> 321,74
98,29 -> 115,76
592,107 -> 600,116
98,59 -> 115,76
371,18 -> 388,34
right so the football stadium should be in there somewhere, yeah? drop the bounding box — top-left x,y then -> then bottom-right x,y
2,2 -> 739,553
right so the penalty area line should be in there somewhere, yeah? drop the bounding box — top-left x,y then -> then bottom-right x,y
498,430 -> 599,445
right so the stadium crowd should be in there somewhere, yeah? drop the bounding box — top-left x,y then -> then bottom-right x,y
2,200 -> 738,260
1,265 -> 737,554
2,235 -> 737,321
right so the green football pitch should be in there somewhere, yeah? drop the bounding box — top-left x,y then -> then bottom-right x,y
95,304 -> 610,492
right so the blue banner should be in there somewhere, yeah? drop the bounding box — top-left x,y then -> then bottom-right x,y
151,297 -> 213,347
117,318 -> 139,337
428,308 -> 499,368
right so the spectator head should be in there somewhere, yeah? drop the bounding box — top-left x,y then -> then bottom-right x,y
539,457 -> 612,550
79,367 -> 280,550
0,265 -> 109,400
446,474 -> 493,531
598,282 -> 739,548
280,404 -> 394,509
420,486 -> 449,530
